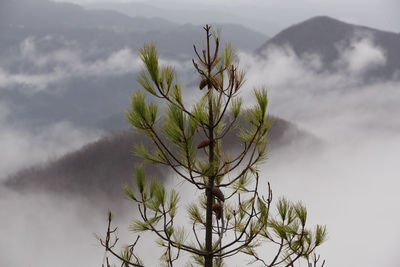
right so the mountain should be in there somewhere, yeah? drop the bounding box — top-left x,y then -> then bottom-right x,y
0,0 -> 267,55
0,0 -> 269,132
87,1 -> 278,36
5,116 -> 318,207
257,16 -> 400,79
0,0 -> 176,32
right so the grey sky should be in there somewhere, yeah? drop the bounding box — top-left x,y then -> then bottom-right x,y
51,0 -> 400,35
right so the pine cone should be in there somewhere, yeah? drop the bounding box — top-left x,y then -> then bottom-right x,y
212,203 -> 223,220
197,139 -> 210,149
211,187 -> 225,202
199,79 -> 208,90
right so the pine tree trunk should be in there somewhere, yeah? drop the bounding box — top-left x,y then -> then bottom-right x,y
204,184 -> 214,267
205,89 -> 214,267
204,25 -> 214,267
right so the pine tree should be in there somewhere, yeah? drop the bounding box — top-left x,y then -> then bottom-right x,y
100,25 -> 327,267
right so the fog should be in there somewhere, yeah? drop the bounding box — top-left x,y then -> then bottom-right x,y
238,37 -> 400,266
1,33 -> 400,266
0,187 -> 107,266
0,103 -> 103,180
0,37 -> 143,92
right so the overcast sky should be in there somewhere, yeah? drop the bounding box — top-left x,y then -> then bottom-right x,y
51,0 -> 400,35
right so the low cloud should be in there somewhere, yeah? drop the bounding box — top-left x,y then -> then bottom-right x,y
0,102 -> 103,180
0,67 -> 63,92
239,37 -> 399,137
335,36 -> 386,75
0,187 -> 108,267
0,37 -> 195,93
0,37 -> 143,92
235,36 -> 400,267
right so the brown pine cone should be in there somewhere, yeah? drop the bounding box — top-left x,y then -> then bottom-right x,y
212,203 -> 223,220
197,139 -> 210,149
199,79 -> 208,90
211,187 -> 225,202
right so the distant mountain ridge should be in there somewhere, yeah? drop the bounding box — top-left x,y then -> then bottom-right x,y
5,116 -> 318,206
258,16 -> 400,79
86,1 -> 278,35
0,0 -> 176,32
0,0 -> 267,54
